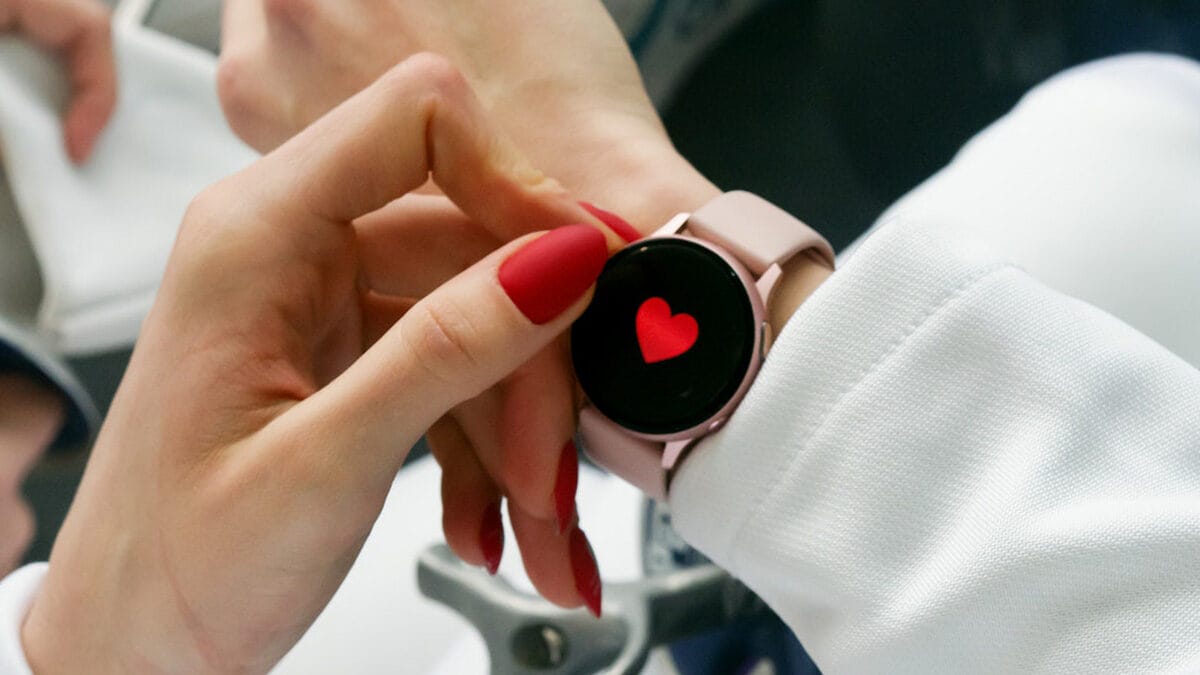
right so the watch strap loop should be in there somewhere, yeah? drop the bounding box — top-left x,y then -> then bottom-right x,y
688,191 -> 835,275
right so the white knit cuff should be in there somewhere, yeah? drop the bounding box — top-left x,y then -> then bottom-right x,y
670,217 -> 1013,570
0,563 -> 47,675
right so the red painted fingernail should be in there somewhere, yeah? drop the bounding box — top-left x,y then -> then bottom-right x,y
580,202 -> 641,243
554,440 -> 579,535
569,527 -> 602,617
480,501 -> 504,575
499,225 -> 608,324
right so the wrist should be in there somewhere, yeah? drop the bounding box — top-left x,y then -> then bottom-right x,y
526,109 -> 721,230
21,551 -> 202,674
768,252 -> 834,338
21,578 -> 123,675
581,137 -> 721,231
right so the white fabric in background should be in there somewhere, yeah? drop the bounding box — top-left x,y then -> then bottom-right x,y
0,22 -> 257,355
673,217 -> 1200,673
0,564 -> 41,675
859,53 -> 1200,366
0,170 -> 96,444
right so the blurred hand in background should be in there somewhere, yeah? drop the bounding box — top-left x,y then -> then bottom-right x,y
0,375 -> 62,576
0,0 -> 117,163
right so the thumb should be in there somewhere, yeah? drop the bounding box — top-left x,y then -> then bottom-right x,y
282,224 -> 608,478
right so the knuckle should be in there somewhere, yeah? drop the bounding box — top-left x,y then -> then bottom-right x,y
215,54 -> 278,149
176,183 -> 240,259
182,183 -> 229,227
262,0 -> 313,28
383,52 -> 469,103
216,53 -> 255,121
404,299 -> 486,387
216,55 -> 289,152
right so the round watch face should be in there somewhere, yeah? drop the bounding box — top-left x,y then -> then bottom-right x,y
571,238 -> 757,436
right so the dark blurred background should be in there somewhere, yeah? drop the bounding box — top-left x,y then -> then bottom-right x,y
23,0 -> 1200,562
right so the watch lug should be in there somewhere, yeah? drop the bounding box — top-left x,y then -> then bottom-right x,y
662,439 -> 694,471
755,262 -> 784,302
652,213 -> 691,238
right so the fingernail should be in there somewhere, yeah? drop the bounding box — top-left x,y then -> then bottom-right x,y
569,527 -> 602,618
580,202 -> 641,243
480,501 -> 504,575
554,440 -> 579,535
499,225 -> 608,324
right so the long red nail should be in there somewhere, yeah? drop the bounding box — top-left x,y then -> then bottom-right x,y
580,202 -> 641,243
569,528 -> 602,617
554,440 -> 579,534
480,501 -> 504,575
499,225 -> 608,324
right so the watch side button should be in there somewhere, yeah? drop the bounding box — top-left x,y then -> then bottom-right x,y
760,321 -> 773,360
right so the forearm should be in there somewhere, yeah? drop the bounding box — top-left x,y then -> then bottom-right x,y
670,218 -> 1200,673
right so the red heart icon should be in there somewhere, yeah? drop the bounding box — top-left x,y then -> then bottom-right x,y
636,297 -> 699,364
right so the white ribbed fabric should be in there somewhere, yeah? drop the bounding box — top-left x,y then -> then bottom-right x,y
858,53 -> 1200,368
673,217 -> 1200,672
670,53 -> 1200,674
0,563 -> 43,675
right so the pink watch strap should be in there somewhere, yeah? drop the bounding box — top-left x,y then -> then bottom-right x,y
687,191 -> 834,274
580,192 -> 834,501
579,407 -> 668,501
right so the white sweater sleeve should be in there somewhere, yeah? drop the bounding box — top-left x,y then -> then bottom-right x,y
670,218 -> 1200,674
0,563 -> 45,675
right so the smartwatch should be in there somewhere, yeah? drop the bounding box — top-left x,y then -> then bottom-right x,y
571,191 -> 834,500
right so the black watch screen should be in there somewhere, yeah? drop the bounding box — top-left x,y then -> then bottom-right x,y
571,238 -> 757,436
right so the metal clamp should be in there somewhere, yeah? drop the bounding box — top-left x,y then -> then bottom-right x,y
418,544 -> 766,674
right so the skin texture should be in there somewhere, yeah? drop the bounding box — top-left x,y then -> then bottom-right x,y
0,0 -> 116,163
217,0 -> 723,606
0,375 -> 63,577
21,55 -> 618,674
215,0 -> 833,612
216,0 -> 717,229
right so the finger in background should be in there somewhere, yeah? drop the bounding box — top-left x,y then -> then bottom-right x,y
496,344 -> 580,530
9,0 -> 116,163
448,347 -> 579,532
509,502 -> 601,615
427,415 -> 504,573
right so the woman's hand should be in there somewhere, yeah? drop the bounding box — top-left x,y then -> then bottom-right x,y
216,4 -> 719,589
0,375 -> 63,576
21,54 -> 614,674
0,0 -> 116,163
216,0 -> 720,230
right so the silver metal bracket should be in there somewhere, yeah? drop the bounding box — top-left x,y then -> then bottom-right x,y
417,545 -> 765,674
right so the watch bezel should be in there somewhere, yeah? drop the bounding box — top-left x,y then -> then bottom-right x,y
573,230 -> 768,443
